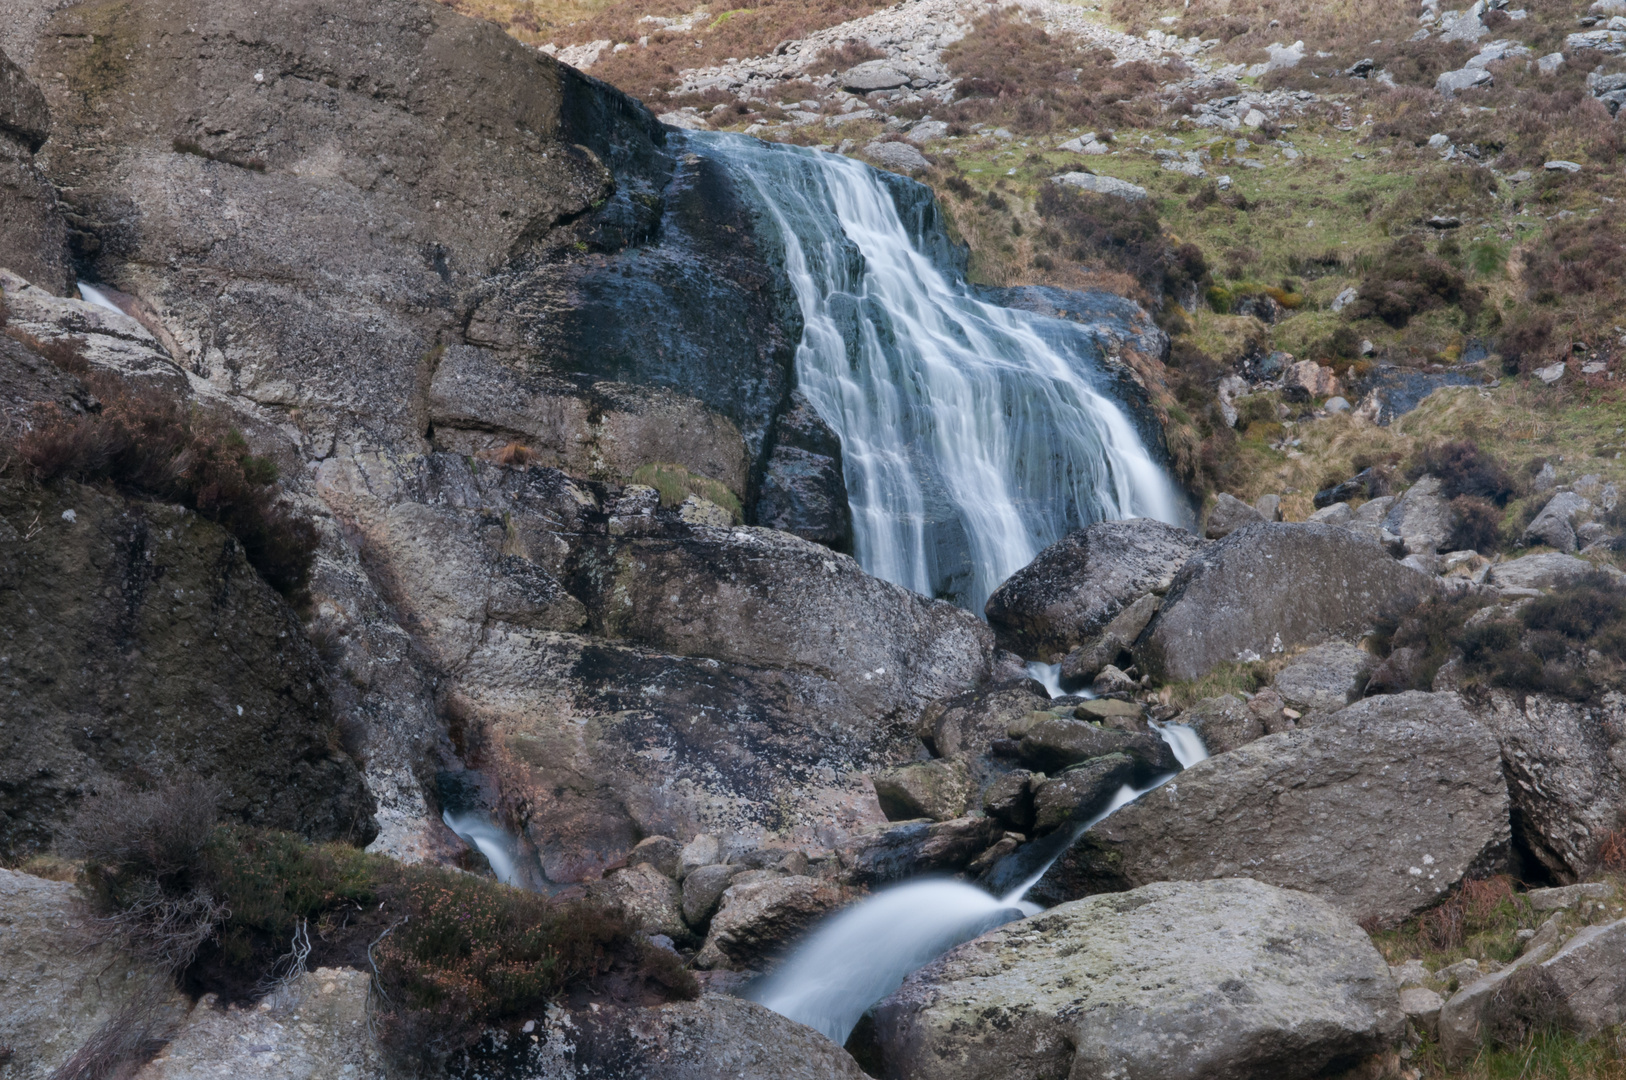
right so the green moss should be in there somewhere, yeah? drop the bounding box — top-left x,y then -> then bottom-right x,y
629,462 -> 742,522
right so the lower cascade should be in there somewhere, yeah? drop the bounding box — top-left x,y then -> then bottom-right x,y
750,722 -> 1209,1044
692,133 -> 1183,611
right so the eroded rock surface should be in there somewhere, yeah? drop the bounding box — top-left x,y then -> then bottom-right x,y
873,878 -> 1404,1080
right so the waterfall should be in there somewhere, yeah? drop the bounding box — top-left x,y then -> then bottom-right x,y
749,723 -> 1208,1044
441,809 -> 522,887
690,133 -> 1182,612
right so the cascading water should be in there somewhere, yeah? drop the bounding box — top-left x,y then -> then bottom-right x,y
690,133 -> 1183,612
750,722 -> 1208,1044
441,809 -> 522,887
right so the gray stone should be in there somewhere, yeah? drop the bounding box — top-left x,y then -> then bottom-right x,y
1254,493 -> 1283,522
1523,491 -> 1592,552
1538,51 -> 1565,73
1527,882 -> 1616,910
1176,694 -> 1265,754
841,60 -> 912,92
1059,592 -> 1160,683
696,875 -> 849,969
1031,754 -> 1141,833
1465,691 -> 1626,881
1273,641 -> 1375,711
1018,717 -> 1177,776
863,140 -> 930,173
916,682 -> 1051,762
1091,663 -> 1139,696
986,518 -> 1203,662
1030,692 -> 1510,924
1385,476 -> 1458,555
904,120 -> 949,144
837,816 -> 1002,887
1526,918 -> 1626,1035
1437,66 -> 1493,92
1135,523 -> 1435,683
1544,159 -> 1583,172
597,863 -> 688,941
680,834 -> 722,880
1491,551 -> 1623,590
871,758 -> 973,822
1391,959 -> 1429,987
1401,986 -> 1445,1038
872,878 -> 1404,1080
630,835 -> 683,879
1050,171 -> 1148,201
1308,502 -> 1355,525
681,863 -> 741,928
1206,491 -> 1267,539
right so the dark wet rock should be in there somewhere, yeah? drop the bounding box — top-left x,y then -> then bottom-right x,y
755,390 -> 852,549
980,769 -> 1038,832
1314,466 -> 1390,508
1135,523 -> 1435,683
1030,692 -> 1509,924
0,477 -> 377,861
1031,754 -> 1141,834
1353,366 -> 1483,425
872,878 -> 1404,1080
985,518 -> 1204,662
0,48 -> 70,294
1058,592 -> 1158,683
1017,717 -> 1177,776
838,816 -> 1003,887
1464,690 -> 1626,882
696,875 -> 850,969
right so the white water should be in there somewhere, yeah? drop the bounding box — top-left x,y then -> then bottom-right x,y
694,134 -> 1183,611
441,809 -> 521,887
751,723 -> 1208,1044
77,281 -> 124,316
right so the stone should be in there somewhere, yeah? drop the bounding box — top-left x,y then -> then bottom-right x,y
1031,754 -> 1142,833
1332,286 -> 1359,312
872,878 -> 1403,1080
905,120 -> 949,144
131,968 -> 383,1079
506,995 -> 870,1079
1523,491 -> 1592,552
1135,523 -> 1435,683
1436,66 -> 1493,93
1385,476 -> 1458,555
1391,959 -> 1429,988
1074,698 -> 1145,722
837,816 -> 1003,887
0,477 -> 377,862
1205,492 -> 1267,539
841,60 -> 912,92
630,835 -> 683,879
1091,664 -> 1138,696
1017,717 -> 1177,776
1544,160 -> 1583,173
1029,692 -> 1510,924
916,681 -> 1052,762
1266,40 -> 1307,69
1401,986 -> 1446,1038
1527,882 -> 1616,910
985,518 -> 1203,662
1491,551 -> 1623,591
863,140 -> 931,173
680,834 -> 722,880
1273,641 -> 1375,711
1308,502 -> 1354,525
598,863 -> 689,941
681,863 -> 741,928
0,49 -> 71,294
871,758 -> 973,822
1254,493 -> 1283,522
1050,171 -> 1148,201
1176,694 -> 1265,754
696,875 -> 849,969
1537,51 -> 1565,73
1059,592 -> 1159,683
981,769 -> 1038,831
1522,918 -> 1626,1036
1243,107 -> 1268,127
657,110 -> 710,129
0,868 -> 186,1075
1464,691 -> 1626,881
1283,359 -> 1341,400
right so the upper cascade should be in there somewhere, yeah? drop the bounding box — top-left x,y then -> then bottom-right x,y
690,132 -> 1183,612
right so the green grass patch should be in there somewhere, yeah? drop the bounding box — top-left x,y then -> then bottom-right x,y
630,462 -> 743,521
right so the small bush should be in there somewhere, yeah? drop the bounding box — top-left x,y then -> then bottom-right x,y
15,371 -> 318,597
1592,828 -> 1626,874
1417,875 -> 1530,954
1408,439 -> 1516,504
1449,495 -> 1504,554
1369,591 -> 1491,693
629,462 -> 742,521
807,37 -> 884,72
1346,235 -> 1475,328
1036,183 -> 1208,308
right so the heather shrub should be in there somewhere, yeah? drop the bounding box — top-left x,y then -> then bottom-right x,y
1035,183 -> 1208,308
1346,236 -> 1474,328
1407,439 -> 1516,504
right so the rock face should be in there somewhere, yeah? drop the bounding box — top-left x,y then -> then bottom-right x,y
1464,690 -> 1626,881
984,518 -> 1204,661
755,390 -> 852,549
1,868 -> 185,1079
0,477 -> 376,861
1135,523 -> 1435,682
0,47 -> 70,295
1030,692 -> 1510,924
872,878 -> 1404,1080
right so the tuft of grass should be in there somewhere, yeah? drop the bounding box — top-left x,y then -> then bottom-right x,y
629,462 -> 742,521
1156,657 -> 1277,710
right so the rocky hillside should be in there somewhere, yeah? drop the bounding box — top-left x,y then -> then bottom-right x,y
2,0 -> 1625,1077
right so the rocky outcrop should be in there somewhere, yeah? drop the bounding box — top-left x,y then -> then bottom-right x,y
1135,523 -> 1435,682
0,48 -> 70,295
1,868 -> 185,1080
0,477 -> 376,861
872,878 -> 1404,1080
1464,690 -> 1626,881
755,391 -> 852,549
1029,692 -> 1510,923
984,518 -> 1204,662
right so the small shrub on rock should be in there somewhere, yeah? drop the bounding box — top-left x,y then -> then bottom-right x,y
1407,439 -> 1516,505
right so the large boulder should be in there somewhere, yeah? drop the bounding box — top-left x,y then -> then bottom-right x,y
1464,690 -> 1626,882
694,875 -> 849,970
872,878 -> 1404,1080
1029,692 -> 1510,924
0,868 -> 186,1078
1134,522 -> 1435,683
1272,641 -> 1375,712
984,518 -> 1204,662
1522,491 -> 1592,552
916,681 -> 1051,761
1384,476 -> 1457,556
0,477 -> 376,861
0,48 -> 71,294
